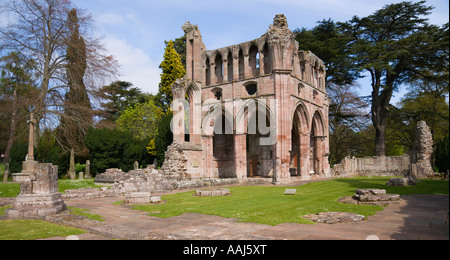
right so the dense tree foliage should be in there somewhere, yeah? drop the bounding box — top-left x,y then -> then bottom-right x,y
116,99 -> 163,141
84,127 -> 153,175
156,40 -> 186,111
340,0 -> 448,156
295,1 -> 449,165
58,9 -> 92,156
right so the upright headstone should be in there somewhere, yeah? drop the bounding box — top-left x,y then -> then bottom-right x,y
12,112 -> 38,182
85,160 -> 91,179
153,158 -> 158,169
68,148 -> 76,180
134,161 -> 139,170
410,121 -> 434,178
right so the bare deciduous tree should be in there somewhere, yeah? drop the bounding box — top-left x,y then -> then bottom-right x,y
0,0 -> 118,154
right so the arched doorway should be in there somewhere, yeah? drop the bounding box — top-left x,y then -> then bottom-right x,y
246,102 -> 274,178
212,108 -> 235,178
290,103 -> 309,177
310,111 -> 325,176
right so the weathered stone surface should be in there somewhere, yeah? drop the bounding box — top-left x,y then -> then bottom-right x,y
150,195 -> 162,203
338,189 -> 402,206
355,189 -> 386,195
167,14 -> 331,182
124,191 -> 152,205
284,189 -> 296,195
410,121 -> 434,178
94,168 -> 127,184
6,163 -> 66,218
303,212 -> 365,224
195,188 -> 231,197
331,155 -> 410,177
386,177 -> 419,186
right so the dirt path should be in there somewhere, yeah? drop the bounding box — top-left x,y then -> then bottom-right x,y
40,193 -> 448,240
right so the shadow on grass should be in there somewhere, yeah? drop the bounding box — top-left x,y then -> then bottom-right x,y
334,177 -> 449,196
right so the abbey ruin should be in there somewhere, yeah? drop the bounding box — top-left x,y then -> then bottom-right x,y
165,14 -> 331,183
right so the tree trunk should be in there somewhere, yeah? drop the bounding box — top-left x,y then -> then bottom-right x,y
3,89 -> 18,182
370,72 -> 394,157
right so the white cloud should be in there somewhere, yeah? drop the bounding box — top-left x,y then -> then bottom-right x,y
97,13 -> 126,26
105,37 -> 161,94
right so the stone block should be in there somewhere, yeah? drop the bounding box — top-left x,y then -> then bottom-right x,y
303,212 -> 365,224
355,189 -> 386,195
284,189 -> 296,195
150,196 -> 162,203
195,188 -> 231,196
124,191 -> 152,205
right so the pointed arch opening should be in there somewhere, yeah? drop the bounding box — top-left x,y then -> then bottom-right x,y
310,111 -> 325,176
290,103 -> 309,177
212,107 -> 235,178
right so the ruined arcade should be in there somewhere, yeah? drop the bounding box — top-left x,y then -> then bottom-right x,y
165,14 -> 331,182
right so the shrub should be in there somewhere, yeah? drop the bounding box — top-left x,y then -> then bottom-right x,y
435,136 -> 449,173
84,127 -> 154,176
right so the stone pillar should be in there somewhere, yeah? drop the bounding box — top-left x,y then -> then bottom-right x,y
12,113 -> 38,182
68,148 -> 76,180
234,134 -> 247,179
233,51 -> 239,81
259,52 -> 265,75
134,161 -> 139,170
243,51 -> 250,79
410,121 -> 434,178
223,58 -> 228,83
203,135 -> 214,178
27,112 -> 36,161
210,62 -> 217,85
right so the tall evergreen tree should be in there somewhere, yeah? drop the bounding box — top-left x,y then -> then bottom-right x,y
341,1 -> 447,156
58,9 -> 92,155
156,40 -> 186,111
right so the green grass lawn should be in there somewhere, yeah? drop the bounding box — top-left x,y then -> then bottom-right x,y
0,179 -> 100,240
0,219 -> 85,240
0,179 -> 100,198
133,177 -> 449,226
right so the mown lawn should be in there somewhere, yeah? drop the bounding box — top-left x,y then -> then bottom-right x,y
133,177 -> 449,226
0,219 -> 85,240
0,179 -> 100,198
0,179 -> 100,240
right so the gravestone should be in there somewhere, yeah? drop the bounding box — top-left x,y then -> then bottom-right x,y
79,172 -> 84,180
284,189 -> 297,195
195,189 -> 231,196
68,148 -> 76,180
85,160 -> 91,179
153,158 -> 158,169
6,163 -> 67,218
134,161 -> 139,170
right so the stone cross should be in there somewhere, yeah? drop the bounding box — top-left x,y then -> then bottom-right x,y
26,112 -> 36,161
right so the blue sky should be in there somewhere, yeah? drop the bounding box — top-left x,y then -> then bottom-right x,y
75,0 -> 449,104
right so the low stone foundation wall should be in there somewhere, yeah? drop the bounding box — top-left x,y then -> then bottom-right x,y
331,155 -> 410,177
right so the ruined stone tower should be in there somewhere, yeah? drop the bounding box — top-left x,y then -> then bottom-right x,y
165,14 -> 330,182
